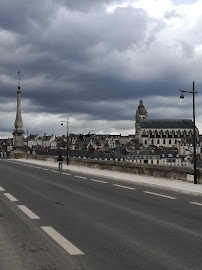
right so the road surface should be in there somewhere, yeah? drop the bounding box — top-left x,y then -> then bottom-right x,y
1,159 -> 202,269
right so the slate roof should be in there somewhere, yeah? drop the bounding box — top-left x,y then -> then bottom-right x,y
140,119 -> 193,129
184,137 -> 199,145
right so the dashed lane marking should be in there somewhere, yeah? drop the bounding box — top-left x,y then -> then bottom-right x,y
41,226 -> 84,255
51,170 -> 59,173
75,176 -> 87,179
17,205 -> 40,219
90,179 -> 108,184
4,193 -> 18,202
62,173 -> 71,176
42,168 -> 49,171
0,186 -> 5,191
143,191 -> 176,200
113,184 -> 135,190
189,201 -> 202,206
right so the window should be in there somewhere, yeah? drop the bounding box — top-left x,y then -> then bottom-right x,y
157,139 -> 160,144
145,140 -> 147,145
151,160 -> 153,164
144,160 -> 148,164
169,139 -> 171,144
163,139 -> 166,144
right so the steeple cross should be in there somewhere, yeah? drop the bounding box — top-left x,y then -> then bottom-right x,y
18,71 -> 21,89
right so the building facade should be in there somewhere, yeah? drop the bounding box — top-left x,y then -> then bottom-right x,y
135,100 -> 199,148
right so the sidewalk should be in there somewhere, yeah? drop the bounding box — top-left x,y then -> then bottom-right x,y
13,158 -> 202,196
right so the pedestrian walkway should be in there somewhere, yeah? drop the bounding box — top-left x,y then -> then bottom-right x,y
11,158 -> 202,196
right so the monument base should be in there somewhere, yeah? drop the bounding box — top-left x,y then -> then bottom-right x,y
10,149 -> 27,159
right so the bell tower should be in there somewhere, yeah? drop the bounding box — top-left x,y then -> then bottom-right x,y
135,100 -> 148,138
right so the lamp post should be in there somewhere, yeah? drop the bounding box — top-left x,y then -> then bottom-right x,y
26,128 -> 29,153
180,81 -> 198,184
61,118 -> 70,165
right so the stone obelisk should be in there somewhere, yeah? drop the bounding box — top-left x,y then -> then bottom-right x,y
13,71 -> 24,150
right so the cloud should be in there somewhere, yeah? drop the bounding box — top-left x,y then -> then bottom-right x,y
0,0 -> 202,137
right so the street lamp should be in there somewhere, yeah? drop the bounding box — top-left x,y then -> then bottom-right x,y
180,81 -> 198,184
61,118 -> 70,165
26,128 -> 29,155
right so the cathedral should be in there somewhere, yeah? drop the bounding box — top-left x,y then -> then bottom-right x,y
135,100 -> 198,148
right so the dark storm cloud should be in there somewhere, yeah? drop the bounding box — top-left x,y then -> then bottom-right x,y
0,0 -> 56,33
59,0 -> 116,11
1,0 -> 202,136
0,1 -> 157,118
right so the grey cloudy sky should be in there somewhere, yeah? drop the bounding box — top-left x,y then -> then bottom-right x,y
0,0 -> 202,137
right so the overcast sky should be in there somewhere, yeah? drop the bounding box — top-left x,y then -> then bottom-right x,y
1,0 -> 202,138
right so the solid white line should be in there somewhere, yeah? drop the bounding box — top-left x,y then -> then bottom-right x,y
62,173 -> 71,176
90,179 -> 108,184
41,226 -> 84,255
0,186 -> 5,191
190,201 -> 202,206
4,193 -> 18,202
17,205 -> 40,219
75,176 -> 87,179
113,184 -> 135,190
143,191 -> 176,200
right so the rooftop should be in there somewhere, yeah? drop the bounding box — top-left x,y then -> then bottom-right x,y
140,119 -> 193,129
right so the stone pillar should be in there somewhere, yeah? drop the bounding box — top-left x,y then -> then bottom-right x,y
13,72 -> 24,150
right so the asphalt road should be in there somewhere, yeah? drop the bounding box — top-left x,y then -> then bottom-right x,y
1,159 -> 202,270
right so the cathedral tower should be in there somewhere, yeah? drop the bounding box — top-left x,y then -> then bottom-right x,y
135,100 -> 148,138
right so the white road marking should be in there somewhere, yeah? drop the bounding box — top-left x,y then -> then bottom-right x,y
75,176 -> 87,179
62,173 -> 71,176
42,168 -> 49,171
34,166 -> 41,169
143,191 -> 176,200
41,226 -> 84,255
4,193 -> 18,202
113,184 -> 135,190
190,201 -> 202,206
90,179 -> 108,184
17,205 -> 40,219
0,186 -> 5,191
51,170 -> 59,173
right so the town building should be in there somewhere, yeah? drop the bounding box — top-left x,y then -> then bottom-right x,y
135,100 -> 199,149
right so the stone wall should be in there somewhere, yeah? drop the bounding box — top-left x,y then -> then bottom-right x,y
25,154 -> 202,183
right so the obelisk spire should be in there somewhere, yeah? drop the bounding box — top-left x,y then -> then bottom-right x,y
14,71 -> 23,130
13,71 -> 24,149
